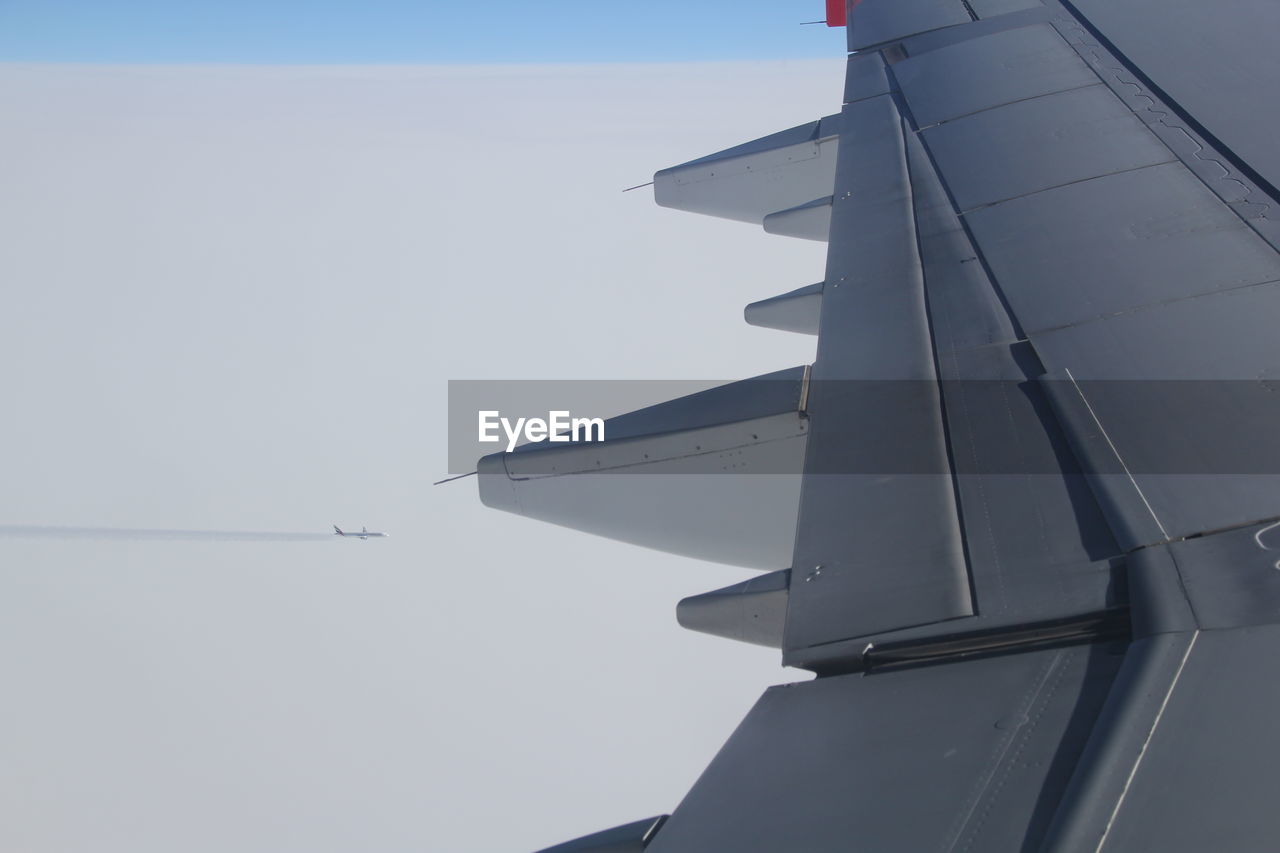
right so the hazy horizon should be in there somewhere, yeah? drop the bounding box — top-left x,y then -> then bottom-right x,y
1,58 -> 842,851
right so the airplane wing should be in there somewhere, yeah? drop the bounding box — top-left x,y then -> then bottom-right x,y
478,2 -> 1280,850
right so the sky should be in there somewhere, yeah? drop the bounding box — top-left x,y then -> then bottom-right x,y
0,6 -> 846,850
0,0 -> 847,63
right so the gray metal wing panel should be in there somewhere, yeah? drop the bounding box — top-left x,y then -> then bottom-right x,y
1069,0 -> 1280,201
1037,369 -> 1169,552
1037,630 -> 1198,853
1048,9 -> 1280,251
939,348 -> 1122,616
910,136 -> 1019,351
969,0 -> 1044,15
1041,520 -> 1280,852
843,52 -> 893,105
846,0 -> 972,52
782,94 -> 971,658
895,23 -> 1099,127
963,162 -> 1280,333
920,84 -> 1174,211
910,127 -> 1122,633
1030,282 -> 1280,544
1048,626 -> 1280,853
1166,521 -> 1280,632
646,644 -> 1123,853
900,6 -> 1054,56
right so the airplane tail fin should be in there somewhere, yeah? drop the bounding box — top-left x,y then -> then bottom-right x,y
333,525 -> 343,535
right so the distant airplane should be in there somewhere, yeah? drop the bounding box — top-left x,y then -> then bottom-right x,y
332,525 -> 386,539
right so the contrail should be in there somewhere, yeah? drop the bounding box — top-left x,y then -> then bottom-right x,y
0,525 -> 334,542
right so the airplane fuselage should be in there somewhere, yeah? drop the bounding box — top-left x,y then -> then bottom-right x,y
333,526 -> 387,539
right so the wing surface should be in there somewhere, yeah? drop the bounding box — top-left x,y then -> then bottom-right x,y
477,2 -> 1280,849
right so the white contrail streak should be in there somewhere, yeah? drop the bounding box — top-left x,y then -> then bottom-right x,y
0,525 -> 333,542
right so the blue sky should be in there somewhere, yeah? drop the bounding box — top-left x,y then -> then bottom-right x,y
0,0 -> 847,63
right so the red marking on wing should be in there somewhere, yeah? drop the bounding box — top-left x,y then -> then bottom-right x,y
826,0 -> 849,27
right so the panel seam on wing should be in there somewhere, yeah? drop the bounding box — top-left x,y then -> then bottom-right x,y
1094,630 -> 1199,852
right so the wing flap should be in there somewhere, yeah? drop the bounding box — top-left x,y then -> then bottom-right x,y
648,644 -> 1124,852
